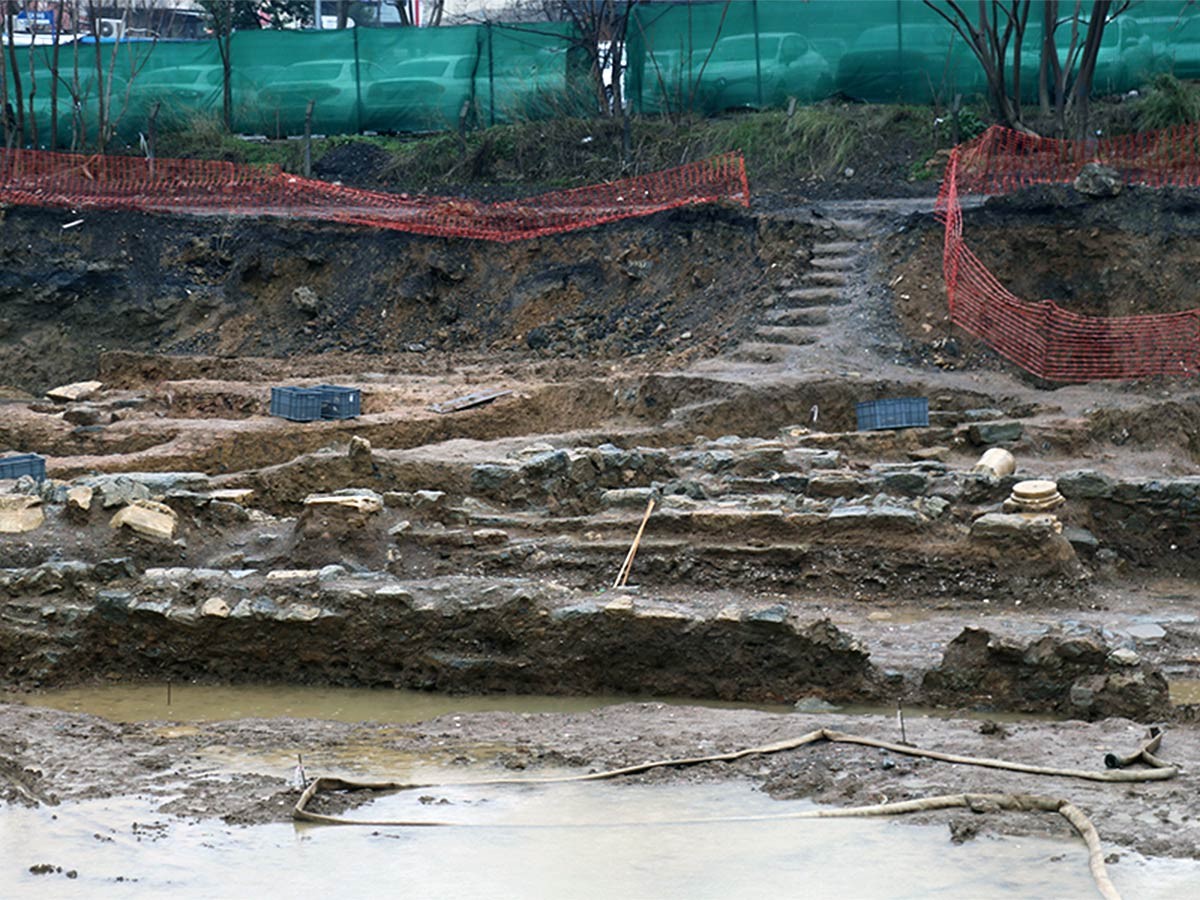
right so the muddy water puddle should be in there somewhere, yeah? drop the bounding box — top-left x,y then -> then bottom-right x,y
0,683 -> 792,725
4,781 -> 1196,899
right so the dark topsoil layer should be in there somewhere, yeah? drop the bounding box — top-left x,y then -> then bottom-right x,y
0,202 -> 815,394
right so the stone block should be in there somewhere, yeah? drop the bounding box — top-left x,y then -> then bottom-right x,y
1057,469 -> 1115,500
109,499 -> 178,541
46,380 -> 103,402
0,495 -> 44,533
967,422 -> 1023,445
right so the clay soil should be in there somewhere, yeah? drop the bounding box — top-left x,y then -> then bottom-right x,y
3,173 -> 1200,877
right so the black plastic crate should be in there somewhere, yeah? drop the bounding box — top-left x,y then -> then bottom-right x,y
0,453 -> 46,481
314,384 -> 361,420
856,397 -> 929,431
269,387 -> 323,422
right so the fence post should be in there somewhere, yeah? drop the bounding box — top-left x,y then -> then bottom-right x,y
487,23 -> 495,128
895,0 -> 904,103
147,101 -> 159,179
352,24 -> 363,134
304,99 -> 314,177
752,0 -> 762,109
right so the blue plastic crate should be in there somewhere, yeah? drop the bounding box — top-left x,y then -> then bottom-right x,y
269,387 -> 323,422
0,453 -> 46,481
314,384 -> 361,420
856,397 -> 929,431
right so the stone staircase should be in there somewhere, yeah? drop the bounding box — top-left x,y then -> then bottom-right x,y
730,219 -> 868,363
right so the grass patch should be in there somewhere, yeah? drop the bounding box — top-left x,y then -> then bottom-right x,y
1136,73 -> 1200,131
126,101 -> 947,193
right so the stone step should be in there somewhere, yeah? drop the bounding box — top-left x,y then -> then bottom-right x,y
810,255 -> 856,271
728,342 -> 794,363
828,218 -> 871,238
785,287 -> 849,306
753,326 -> 821,345
766,307 -> 831,327
803,270 -> 850,286
812,240 -> 858,255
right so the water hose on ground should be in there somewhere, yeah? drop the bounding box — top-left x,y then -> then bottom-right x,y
294,726 -> 1176,900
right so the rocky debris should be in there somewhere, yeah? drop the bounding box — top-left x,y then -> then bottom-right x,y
302,489 -> 384,514
292,285 -> 321,315
109,499 -> 178,542
46,380 -> 103,403
62,404 -> 107,427
65,484 -> 94,508
923,625 -> 1170,720
970,512 -> 1061,541
1057,469 -> 1115,499
909,446 -> 950,462
293,489 -> 386,566
348,436 -> 373,469
968,512 -> 1076,574
200,596 -> 232,618
384,490 -> 446,514
0,495 -> 44,533
967,421 -> 1023,445
80,472 -> 210,508
1074,162 -> 1123,198
470,444 -> 672,514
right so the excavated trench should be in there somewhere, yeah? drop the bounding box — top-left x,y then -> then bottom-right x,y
884,184 -> 1200,389
3,194 -> 1200,737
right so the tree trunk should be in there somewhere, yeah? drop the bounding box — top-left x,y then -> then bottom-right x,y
1039,0 -> 1055,117
1072,0 -> 1110,140
0,16 -> 9,149
26,12 -> 38,146
50,0 -> 66,149
6,6 -> 26,144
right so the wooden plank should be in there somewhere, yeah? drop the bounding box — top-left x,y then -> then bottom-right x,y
429,389 -> 513,415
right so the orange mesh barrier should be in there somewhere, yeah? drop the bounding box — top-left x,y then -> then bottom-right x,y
937,125 -> 1200,381
0,149 -> 749,242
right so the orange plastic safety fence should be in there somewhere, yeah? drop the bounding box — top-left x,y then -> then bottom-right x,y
937,125 -> 1200,381
0,149 -> 749,243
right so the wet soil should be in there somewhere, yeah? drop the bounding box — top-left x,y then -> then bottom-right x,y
4,173 -> 1200,878
1,700 -> 1197,865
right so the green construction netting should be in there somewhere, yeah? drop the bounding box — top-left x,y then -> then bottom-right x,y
628,0 -> 1200,114
3,20 -> 584,147
5,3 -> 1200,149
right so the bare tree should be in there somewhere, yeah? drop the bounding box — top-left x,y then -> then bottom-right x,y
4,1 -> 26,143
0,3 -> 10,148
57,0 -> 159,152
544,1 -> 639,117
391,0 -> 446,27
48,0 -> 67,148
202,0 -> 236,130
923,1 -> 1034,132
1040,0 -> 1132,138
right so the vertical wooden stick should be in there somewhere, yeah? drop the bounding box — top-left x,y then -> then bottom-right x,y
614,498 -> 655,588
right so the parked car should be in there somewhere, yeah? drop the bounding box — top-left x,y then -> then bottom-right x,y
693,32 -> 833,109
254,59 -> 363,133
361,55 -> 480,131
835,24 -> 976,104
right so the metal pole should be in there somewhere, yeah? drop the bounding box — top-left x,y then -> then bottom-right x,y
315,0 -> 323,29
352,22 -> 362,133
752,0 -> 762,109
487,22 -> 495,127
